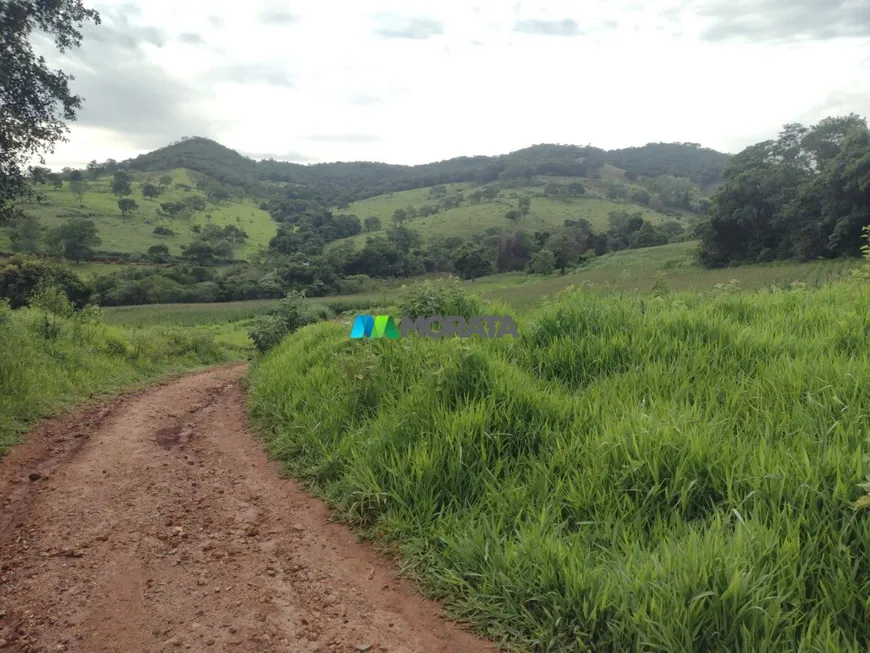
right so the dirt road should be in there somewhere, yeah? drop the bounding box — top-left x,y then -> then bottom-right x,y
0,365 -> 494,653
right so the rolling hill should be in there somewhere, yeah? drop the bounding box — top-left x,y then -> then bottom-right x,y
2,168 -> 277,258
119,137 -> 731,206
2,137 -> 723,268
330,167 -> 699,249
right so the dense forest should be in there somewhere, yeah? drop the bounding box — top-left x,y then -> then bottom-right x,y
116,137 -> 731,207
699,114 -> 870,267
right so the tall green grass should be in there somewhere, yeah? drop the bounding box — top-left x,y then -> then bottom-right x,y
0,301 -> 234,455
248,281 -> 870,651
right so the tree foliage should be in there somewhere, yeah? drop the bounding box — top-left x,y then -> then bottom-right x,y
46,218 -> 101,262
699,115 -> 870,267
0,0 -> 101,224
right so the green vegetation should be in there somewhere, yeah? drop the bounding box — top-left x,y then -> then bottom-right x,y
247,291 -> 322,354
331,182 -> 688,247
0,290 -> 235,456
248,278 -> 870,651
121,137 -> 729,207
6,168 -> 276,258
701,115 -> 870,267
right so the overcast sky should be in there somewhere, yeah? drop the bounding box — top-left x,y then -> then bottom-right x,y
36,0 -> 870,169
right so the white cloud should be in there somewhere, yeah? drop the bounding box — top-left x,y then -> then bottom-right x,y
38,0 -> 870,170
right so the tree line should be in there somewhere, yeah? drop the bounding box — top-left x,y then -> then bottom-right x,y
699,114 -> 870,267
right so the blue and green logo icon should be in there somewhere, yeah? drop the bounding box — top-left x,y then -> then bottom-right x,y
350,315 -> 400,339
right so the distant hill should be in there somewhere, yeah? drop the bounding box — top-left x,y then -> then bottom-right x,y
120,137 -> 731,206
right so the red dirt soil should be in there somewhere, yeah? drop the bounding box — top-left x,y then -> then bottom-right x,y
0,364 -> 495,653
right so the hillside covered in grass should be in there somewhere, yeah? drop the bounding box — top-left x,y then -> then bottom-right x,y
1,168 -> 276,258
330,169 -> 699,249
248,279 -> 870,651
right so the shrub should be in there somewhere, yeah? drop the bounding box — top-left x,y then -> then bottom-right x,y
397,277 -> 485,319
248,290 -> 312,353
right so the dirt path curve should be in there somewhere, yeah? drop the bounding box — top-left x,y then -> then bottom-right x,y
0,364 -> 495,653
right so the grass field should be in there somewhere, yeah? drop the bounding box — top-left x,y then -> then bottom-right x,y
247,279 -> 870,651
0,300 -> 238,456
3,168 -> 277,258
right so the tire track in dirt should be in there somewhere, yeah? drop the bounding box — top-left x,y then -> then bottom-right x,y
0,364 -> 495,653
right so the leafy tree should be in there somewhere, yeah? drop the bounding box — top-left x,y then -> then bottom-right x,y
0,0 -> 101,225
46,218 -> 101,262
86,160 -> 101,180
527,249 -> 556,274
160,201 -> 185,218
0,256 -> 92,308
69,178 -> 88,205
630,188 -> 651,206
631,222 -> 668,248
111,170 -> 132,197
603,181 -> 628,200
181,240 -> 217,265
9,213 -> 42,253
481,186 -> 499,202
660,221 -> 686,242
183,195 -> 206,211
364,215 -> 381,232
221,224 -> 248,244
565,181 -> 586,197
698,115 -> 870,267
146,244 -> 170,262
518,196 -> 531,216
158,174 -> 173,187
118,198 -> 138,215
387,225 -> 421,253
505,209 -> 521,222
392,208 -> 408,224
543,183 -> 559,197
452,243 -> 493,281
207,187 -> 231,203
142,183 -> 162,199
68,169 -> 83,182
153,225 -> 175,236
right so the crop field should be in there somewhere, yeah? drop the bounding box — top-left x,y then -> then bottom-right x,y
10,168 -> 277,258
248,279 -> 870,651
